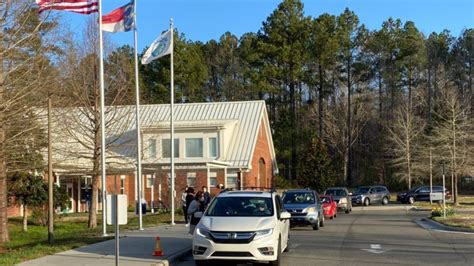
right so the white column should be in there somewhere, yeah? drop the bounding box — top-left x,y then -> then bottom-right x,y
206,164 -> 210,189
77,178 -> 81,213
134,171 -> 138,201
151,173 -> 155,213
56,175 -> 60,187
224,167 -> 228,188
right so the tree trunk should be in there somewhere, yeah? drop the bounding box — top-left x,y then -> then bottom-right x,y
289,82 -> 297,181
88,60 -> 101,229
346,58 -> 352,187
0,58 -> 9,243
318,65 -> 324,138
428,68 -> 432,124
22,205 -> 27,232
378,74 -> 383,119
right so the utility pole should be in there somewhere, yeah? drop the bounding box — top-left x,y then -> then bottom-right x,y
48,95 -> 54,244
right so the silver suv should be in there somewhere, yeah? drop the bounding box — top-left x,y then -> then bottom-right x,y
352,186 -> 391,206
282,189 -> 324,230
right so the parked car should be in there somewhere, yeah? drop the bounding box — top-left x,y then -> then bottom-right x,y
397,186 -> 450,204
352,186 -> 391,206
192,190 -> 290,266
320,195 -> 337,219
323,187 -> 352,213
282,189 -> 324,230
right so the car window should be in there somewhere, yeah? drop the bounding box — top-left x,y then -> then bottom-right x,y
418,187 -> 429,193
206,196 -> 274,217
356,187 -> 370,193
320,197 -> 331,203
325,189 -> 347,196
282,192 -> 315,204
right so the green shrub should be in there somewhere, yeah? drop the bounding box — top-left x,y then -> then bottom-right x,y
431,205 -> 455,217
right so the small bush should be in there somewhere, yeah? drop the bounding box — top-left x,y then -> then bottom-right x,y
431,205 -> 455,217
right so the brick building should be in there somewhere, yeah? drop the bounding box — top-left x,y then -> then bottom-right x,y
8,101 -> 278,216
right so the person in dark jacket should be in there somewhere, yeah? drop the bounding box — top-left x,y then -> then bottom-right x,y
185,187 -> 195,224
202,186 -> 211,208
181,186 -> 189,224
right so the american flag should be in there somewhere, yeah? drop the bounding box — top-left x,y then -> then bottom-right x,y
36,0 -> 98,14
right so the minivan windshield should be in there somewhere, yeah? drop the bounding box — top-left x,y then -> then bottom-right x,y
282,192 -> 316,204
206,196 -> 274,217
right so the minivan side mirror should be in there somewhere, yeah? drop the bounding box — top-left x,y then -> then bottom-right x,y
280,211 -> 291,220
349,192 -> 353,196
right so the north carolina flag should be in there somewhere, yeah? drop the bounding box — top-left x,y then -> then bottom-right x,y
102,1 -> 134,33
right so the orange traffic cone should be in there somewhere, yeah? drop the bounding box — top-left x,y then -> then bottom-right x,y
153,236 -> 164,256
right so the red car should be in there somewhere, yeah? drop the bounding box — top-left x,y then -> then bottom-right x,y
321,195 -> 337,219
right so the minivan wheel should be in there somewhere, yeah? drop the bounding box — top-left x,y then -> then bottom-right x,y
364,198 -> 370,206
313,218 -> 320,230
382,197 -> 389,205
270,237 -> 281,266
345,208 -> 350,214
408,197 -> 415,204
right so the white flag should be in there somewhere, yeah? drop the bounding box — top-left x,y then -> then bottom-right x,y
141,30 -> 172,64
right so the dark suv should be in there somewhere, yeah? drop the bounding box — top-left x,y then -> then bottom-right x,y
352,186 -> 391,206
397,186 -> 450,204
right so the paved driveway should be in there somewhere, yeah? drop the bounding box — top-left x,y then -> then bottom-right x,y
175,205 -> 474,265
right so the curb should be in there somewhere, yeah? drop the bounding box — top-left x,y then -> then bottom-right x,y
167,246 -> 193,264
415,218 -> 474,234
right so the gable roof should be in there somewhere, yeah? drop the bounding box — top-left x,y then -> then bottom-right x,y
50,100 -> 278,174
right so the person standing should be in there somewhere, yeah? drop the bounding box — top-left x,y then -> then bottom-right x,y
202,186 -> 211,208
185,187 -> 195,225
181,186 -> 189,224
187,191 -> 204,234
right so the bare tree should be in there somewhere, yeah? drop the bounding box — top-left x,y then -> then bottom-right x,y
0,0 -> 62,243
432,80 -> 472,204
54,18 -> 134,228
387,93 -> 426,189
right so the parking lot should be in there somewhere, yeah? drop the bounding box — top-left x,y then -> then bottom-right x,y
176,204 -> 474,265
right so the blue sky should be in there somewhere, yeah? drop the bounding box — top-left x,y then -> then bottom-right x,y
62,0 -> 473,52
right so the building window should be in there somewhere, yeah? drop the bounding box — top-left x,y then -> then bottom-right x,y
186,138 -> 203,157
162,138 -> 179,158
209,172 -> 217,187
148,139 -> 157,158
146,175 -> 154,188
227,173 -> 238,189
120,175 -> 126,194
209,137 -> 218,158
187,172 -> 197,188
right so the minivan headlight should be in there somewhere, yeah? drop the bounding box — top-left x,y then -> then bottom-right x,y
339,198 -> 347,204
196,228 -> 211,239
305,207 -> 316,213
254,228 -> 273,240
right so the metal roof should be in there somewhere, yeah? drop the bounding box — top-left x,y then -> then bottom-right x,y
48,100 -> 277,173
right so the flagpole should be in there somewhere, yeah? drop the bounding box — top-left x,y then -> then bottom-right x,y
170,18 -> 175,226
133,0 -> 144,231
98,0 -> 108,237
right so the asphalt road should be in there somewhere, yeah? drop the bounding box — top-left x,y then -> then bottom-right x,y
175,205 -> 474,266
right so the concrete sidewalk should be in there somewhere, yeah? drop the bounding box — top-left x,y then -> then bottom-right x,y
18,224 -> 192,266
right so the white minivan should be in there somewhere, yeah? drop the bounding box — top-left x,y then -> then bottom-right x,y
192,190 -> 291,266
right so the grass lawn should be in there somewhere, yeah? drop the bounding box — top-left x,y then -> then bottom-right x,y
0,212 -> 183,266
432,214 -> 474,230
